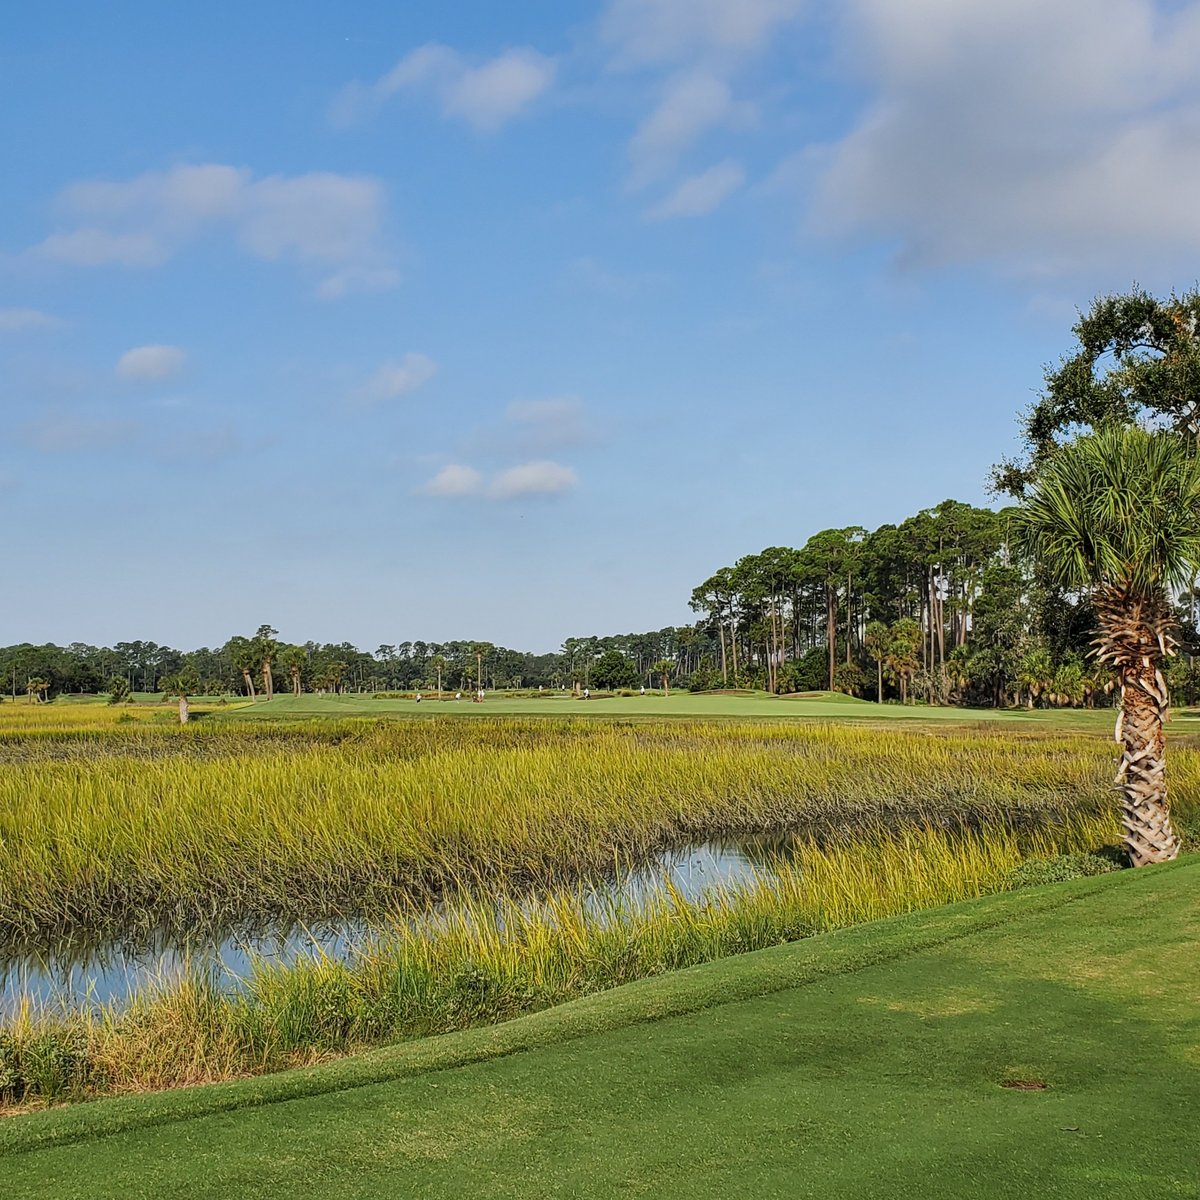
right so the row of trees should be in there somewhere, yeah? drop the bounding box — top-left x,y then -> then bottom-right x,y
0,627 -> 694,702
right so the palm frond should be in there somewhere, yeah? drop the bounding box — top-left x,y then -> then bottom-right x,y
1016,426 -> 1200,597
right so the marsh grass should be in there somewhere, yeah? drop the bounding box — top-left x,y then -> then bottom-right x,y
0,713 -> 1173,941
0,706 -> 1190,1107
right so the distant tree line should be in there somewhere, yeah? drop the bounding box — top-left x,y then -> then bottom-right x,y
686,496 -> 1200,708
0,625 -> 696,702
7,495 -> 1200,710
10,288 -> 1200,713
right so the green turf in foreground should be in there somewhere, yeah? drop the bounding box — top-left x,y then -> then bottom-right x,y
4,860 -> 1196,1199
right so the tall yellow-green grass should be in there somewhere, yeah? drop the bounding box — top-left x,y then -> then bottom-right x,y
0,713 -> 1176,939
0,704 -> 1193,1108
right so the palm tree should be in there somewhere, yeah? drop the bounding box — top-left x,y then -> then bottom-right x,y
431,654 -> 446,699
864,621 -> 890,703
883,617 -> 920,705
651,659 -> 673,696
160,669 -> 198,724
471,643 -> 492,700
1019,425 -> 1200,865
227,636 -> 257,701
254,625 -> 279,702
1016,645 -> 1054,709
278,645 -> 306,696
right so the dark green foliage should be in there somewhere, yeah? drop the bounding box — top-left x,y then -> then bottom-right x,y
1004,852 -> 1119,889
999,287 -> 1200,495
590,650 -> 639,690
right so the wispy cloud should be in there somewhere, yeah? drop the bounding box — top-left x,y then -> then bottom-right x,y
646,160 -> 745,219
602,0 -> 805,67
117,344 -> 186,382
628,72 -> 750,187
362,353 -> 438,402
24,415 -> 139,454
506,396 -> 592,451
332,44 -> 556,132
0,308 -> 63,333
566,257 -> 663,297
31,163 -> 396,298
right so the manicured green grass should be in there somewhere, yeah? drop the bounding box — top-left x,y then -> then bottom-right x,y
4,859 -> 1196,1198
219,689 -> 1116,727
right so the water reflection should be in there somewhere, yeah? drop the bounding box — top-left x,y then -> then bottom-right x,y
0,839 -> 794,1013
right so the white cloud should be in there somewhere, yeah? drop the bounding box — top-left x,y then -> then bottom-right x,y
628,72 -> 752,187
602,0 -> 805,66
117,344 -> 187,382
32,163 -> 395,297
646,160 -> 745,219
0,308 -> 62,332
811,0 -> 1200,276
421,455 -> 579,500
421,463 -> 483,496
489,460 -> 577,500
335,44 -> 556,132
364,353 -> 438,401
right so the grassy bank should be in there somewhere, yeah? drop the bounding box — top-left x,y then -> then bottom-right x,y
3,860 -> 1196,1198
0,712 -> 1165,939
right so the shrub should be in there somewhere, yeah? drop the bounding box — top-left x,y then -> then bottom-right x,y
1004,851 -> 1120,889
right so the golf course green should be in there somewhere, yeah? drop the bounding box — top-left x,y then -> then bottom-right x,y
3,858 -> 1195,1199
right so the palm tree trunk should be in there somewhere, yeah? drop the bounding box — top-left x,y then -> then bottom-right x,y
1095,585 -> 1182,866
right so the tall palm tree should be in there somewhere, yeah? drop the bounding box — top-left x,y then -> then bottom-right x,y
278,645 -> 306,696
1019,425 -> 1200,866
254,625 -> 279,702
227,636 -> 257,701
651,659 -> 673,696
864,621 -> 890,703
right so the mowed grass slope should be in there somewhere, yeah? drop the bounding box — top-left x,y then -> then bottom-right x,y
4,860 -> 1197,1199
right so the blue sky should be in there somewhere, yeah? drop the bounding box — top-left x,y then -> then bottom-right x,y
4,0 -> 1199,651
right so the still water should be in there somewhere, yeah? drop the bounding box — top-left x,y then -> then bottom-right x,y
0,839 -> 794,1013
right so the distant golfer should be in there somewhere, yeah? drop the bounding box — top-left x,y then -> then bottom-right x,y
584,688 -> 590,699
415,692 -> 422,703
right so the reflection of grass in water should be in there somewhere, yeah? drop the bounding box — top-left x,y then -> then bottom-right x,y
0,813 -> 1121,1107
0,713 -> 1181,943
